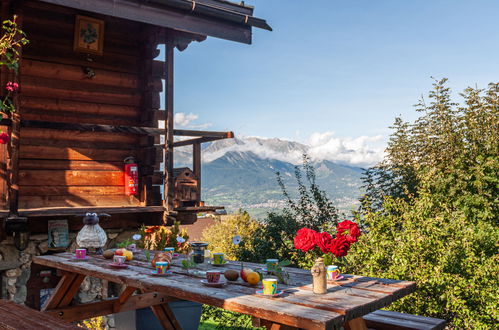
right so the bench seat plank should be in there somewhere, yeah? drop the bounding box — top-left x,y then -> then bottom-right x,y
363,310 -> 445,330
0,300 -> 79,330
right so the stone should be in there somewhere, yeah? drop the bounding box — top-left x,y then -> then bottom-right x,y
13,285 -> 27,304
7,285 -> 16,295
5,268 -> 22,277
0,251 -> 3,261
19,252 -> 31,264
23,241 -> 38,255
29,234 -> 48,241
38,241 -> 49,254
107,315 -> 115,328
16,268 -> 31,286
108,233 -> 119,239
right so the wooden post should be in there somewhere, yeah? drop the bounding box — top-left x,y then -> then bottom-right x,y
192,142 -> 201,204
163,34 -> 175,220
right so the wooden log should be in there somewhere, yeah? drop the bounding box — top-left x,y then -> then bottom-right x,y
21,60 -> 139,89
173,136 -> 229,147
21,111 -> 140,127
20,145 -> 137,161
19,170 -> 124,186
193,143 -> 201,202
20,97 -> 139,118
20,128 -> 139,145
20,120 -> 163,135
164,38 -> 175,216
19,160 -> 122,171
19,186 -> 126,196
173,129 -> 234,138
21,76 -> 141,107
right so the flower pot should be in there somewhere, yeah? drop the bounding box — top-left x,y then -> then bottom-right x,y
114,300 -> 202,330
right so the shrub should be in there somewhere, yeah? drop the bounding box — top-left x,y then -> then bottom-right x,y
201,211 -> 260,260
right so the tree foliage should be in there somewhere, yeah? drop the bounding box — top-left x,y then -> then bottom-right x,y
351,79 -> 498,329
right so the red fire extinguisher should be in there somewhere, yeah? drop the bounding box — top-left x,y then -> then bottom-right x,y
124,157 -> 139,196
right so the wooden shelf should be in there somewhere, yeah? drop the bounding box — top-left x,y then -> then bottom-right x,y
0,206 -> 165,218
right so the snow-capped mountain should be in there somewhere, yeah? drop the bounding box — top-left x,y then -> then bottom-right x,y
174,137 -> 367,218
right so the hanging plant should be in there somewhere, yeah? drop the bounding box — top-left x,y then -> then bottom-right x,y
0,15 -> 29,143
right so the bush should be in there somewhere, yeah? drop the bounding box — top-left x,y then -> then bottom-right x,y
201,211 -> 260,260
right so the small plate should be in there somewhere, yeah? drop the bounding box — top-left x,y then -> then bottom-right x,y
71,257 -> 89,261
327,275 -> 345,282
150,270 -> 173,277
209,261 -> 227,267
200,279 -> 227,287
109,263 -> 128,269
255,290 -> 284,297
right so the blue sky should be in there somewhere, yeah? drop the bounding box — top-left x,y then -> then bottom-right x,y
167,0 -> 499,165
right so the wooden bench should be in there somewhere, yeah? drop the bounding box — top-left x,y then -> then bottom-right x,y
363,310 -> 446,330
0,299 -> 79,330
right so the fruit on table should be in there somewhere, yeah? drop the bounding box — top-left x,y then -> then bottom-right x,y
240,268 -> 253,282
224,269 -> 239,281
246,271 -> 260,285
103,249 -> 115,259
123,250 -> 133,261
115,249 -> 124,256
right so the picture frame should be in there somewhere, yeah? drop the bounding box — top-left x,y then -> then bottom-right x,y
73,15 -> 104,55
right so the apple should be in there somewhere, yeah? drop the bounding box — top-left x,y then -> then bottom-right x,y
115,249 -> 124,256
240,268 -> 253,282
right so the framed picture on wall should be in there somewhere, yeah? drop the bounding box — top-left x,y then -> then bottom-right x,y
74,15 -> 104,55
48,220 -> 69,249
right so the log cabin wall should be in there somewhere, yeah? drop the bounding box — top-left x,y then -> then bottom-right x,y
5,1 -> 164,211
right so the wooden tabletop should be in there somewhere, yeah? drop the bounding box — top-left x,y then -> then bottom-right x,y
33,252 -> 415,330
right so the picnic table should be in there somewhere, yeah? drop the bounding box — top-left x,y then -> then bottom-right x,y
33,251 -> 416,330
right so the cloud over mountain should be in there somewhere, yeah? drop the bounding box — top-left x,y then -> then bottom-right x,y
198,134 -> 384,167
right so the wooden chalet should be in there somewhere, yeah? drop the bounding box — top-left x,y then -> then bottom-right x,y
0,0 -> 269,307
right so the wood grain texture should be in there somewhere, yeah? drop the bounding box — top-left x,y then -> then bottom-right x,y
0,299 -> 79,330
33,253 -> 416,329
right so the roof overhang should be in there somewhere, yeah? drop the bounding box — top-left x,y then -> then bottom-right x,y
37,0 -> 271,44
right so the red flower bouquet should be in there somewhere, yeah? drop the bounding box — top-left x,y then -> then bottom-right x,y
294,220 -> 361,258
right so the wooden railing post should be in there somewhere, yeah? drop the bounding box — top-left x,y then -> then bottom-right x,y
163,33 -> 175,221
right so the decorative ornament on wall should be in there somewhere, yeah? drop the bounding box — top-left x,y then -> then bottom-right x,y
73,15 -> 104,55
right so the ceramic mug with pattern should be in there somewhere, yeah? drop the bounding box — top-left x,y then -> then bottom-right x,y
75,248 -> 86,259
206,270 -> 221,283
156,261 -> 169,274
113,255 -> 126,265
213,253 -> 225,265
262,278 -> 278,295
327,265 -> 340,280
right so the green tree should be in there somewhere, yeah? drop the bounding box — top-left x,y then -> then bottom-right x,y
351,79 -> 499,329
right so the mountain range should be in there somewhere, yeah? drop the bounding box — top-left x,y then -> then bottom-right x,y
174,137 -> 366,218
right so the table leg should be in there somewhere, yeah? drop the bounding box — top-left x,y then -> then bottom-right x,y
252,317 -> 300,330
344,317 -> 368,330
113,286 -> 137,313
150,303 -> 183,330
42,272 -> 86,311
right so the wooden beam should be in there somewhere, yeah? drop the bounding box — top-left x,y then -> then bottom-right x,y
193,142 -> 201,203
164,35 -> 175,218
173,136 -> 227,148
19,120 -> 164,135
113,286 -> 137,313
0,205 -> 165,218
173,129 -> 234,138
45,292 -> 178,322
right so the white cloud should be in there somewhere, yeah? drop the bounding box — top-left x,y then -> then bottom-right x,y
308,132 -> 385,167
174,112 -> 198,127
202,133 -> 385,168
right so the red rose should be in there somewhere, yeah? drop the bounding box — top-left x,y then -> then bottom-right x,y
294,228 -> 318,252
329,235 -> 351,257
0,132 -> 10,144
315,231 -> 333,253
337,220 -> 361,244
